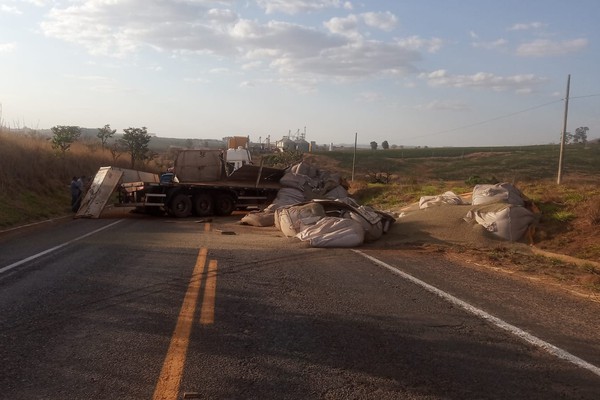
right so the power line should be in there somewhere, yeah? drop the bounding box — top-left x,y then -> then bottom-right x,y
570,93 -> 600,100
405,99 -> 564,140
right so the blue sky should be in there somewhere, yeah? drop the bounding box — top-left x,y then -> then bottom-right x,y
1,0 -> 599,147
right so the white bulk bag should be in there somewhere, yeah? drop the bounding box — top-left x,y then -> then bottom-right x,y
472,183 -> 525,206
275,202 -> 326,237
296,217 -> 365,248
419,191 -> 465,209
465,203 -> 535,241
240,211 -> 275,227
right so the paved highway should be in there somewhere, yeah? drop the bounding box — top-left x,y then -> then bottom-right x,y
1,213 -> 599,399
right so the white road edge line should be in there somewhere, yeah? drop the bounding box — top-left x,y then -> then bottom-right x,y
0,220 -> 123,275
353,249 -> 600,378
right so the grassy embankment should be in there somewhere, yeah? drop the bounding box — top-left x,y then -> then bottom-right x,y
0,129 -> 157,228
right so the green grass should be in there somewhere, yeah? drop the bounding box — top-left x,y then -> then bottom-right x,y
316,143 -> 600,182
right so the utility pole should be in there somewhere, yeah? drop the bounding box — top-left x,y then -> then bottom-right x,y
352,132 -> 357,182
557,74 -> 571,185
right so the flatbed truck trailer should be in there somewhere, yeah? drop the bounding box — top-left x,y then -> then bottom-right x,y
117,149 -> 284,218
119,175 -> 282,218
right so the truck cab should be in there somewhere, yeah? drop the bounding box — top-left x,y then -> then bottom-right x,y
225,147 -> 252,175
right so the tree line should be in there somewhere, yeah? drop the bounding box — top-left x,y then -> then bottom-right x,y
50,124 -> 152,168
368,126 -> 590,150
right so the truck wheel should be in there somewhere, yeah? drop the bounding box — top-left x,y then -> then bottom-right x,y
169,193 -> 192,218
193,193 -> 213,217
215,193 -> 235,216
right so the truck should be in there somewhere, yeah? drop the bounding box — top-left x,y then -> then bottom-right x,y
116,148 -> 284,218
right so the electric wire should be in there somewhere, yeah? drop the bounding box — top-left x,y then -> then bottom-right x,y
405,99 -> 564,140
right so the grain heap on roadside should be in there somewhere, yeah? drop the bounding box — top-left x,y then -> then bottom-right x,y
383,183 -> 540,249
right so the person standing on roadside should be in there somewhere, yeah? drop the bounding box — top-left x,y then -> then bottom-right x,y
70,176 -> 82,212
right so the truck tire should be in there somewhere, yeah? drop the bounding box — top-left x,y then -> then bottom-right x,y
193,193 -> 213,217
215,193 -> 235,216
169,193 -> 192,218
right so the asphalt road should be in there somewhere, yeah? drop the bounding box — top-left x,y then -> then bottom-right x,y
1,213 -> 599,399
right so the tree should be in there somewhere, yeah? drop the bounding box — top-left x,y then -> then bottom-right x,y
122,126 -> 151,168
573,126 -> 589,144
97,124 -> 116,149
381,140 -> 389,150
50,125 -> 81,156
109,140 -> 127,164
370,141 -> 378,150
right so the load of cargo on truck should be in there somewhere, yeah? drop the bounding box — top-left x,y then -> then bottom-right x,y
77,148 -> 285,218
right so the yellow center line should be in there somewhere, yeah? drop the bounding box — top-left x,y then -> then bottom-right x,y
152,248 -> 207,400
200,260 -> 218,325
204,222 -> 211,232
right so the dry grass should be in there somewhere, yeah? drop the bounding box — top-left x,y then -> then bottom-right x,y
0,129 -> 158,227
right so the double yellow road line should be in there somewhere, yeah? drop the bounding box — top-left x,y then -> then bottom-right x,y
152,245 -> 218,400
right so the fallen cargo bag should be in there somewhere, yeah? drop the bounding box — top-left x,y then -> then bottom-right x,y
419,191 -> 465,209
319,171 -> 342,193
464,203 -> 536,242
339,209 -> 383,242
324,185 -> 349,200
240,211 -> 275,227
270,187 -> 306,209
275,202 -> 326,237
290,162 -> 319,178
279,172 -> 318,191
296,217 -> 365,248
472,183 -> 525,206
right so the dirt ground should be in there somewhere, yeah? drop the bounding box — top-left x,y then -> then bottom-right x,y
373,201 -> 600,300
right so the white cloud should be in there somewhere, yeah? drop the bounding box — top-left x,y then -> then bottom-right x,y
508,22 -> 546,31
271,40 -> 420,79
1,4 -> 22,14
396,36 -> 443,53
323,14 -> 360,38
41,1 -> 240,57
184,77 -> 210,84
356,91 -> 384,102
472,38 -> 508,50
39,1 -> 424,89
516,38 -> 588,57
256,0 -> 345,14
324,11 -> 399,38
420,69 -> 547,93
0,42 -> 17,53
415,100 -> 470,111
362,11 -> 397,32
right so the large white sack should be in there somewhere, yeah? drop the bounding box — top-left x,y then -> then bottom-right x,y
319,171 -> 342,193
290,162 -> 319,178
472,183 -> 525,206
346,211 -> 383,242
419,191 -> 466,209
464,204 -> 535,241
324,185 -> 349,200
240,211 -> 275,227
279,172 -> 318,191
275,202 -> 326,237
296,217 -> 365,248
269,187 -> 306,211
